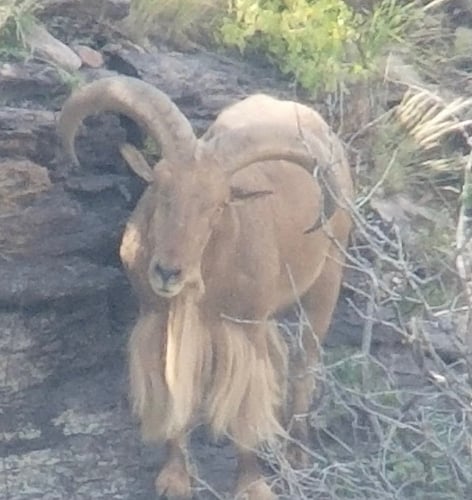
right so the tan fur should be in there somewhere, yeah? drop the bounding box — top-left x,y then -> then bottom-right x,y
207,319 -> 288,447
164,288 -> 209,436
128,312 -> 169,441
59,78 -> 354,498
129,295 -> 288,448
129,288 -> 210,441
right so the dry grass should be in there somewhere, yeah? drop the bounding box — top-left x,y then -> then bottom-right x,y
0,0 -> 39,42
120,0 -> 226,48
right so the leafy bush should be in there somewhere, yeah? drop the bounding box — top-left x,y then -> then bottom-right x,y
220,0 -> 417,93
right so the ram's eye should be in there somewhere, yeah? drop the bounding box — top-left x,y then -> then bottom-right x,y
230,186 -> 273,204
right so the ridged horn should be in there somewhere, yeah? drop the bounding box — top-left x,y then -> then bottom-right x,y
201,124 -> 342,227
58,76 -> 197,166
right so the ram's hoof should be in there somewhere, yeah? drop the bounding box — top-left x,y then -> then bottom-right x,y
236,477 -> 276,500
155,461 -> 192,499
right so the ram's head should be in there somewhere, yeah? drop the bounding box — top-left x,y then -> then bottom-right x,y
59,77 -> 339,298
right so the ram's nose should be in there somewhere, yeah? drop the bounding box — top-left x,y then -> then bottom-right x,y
152,261 -> 182,284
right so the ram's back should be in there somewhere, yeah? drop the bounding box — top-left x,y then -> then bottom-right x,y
203,94 -> 353,196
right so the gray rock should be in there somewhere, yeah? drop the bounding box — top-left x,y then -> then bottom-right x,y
0,287 -> 116,394
0,257 -> 121,307
0,63 -> 69,106
22,22 -> 82,72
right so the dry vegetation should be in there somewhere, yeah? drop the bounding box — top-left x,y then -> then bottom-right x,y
119,0 -> 226,48
0,0 -> 39,54
258,64 -> 472,499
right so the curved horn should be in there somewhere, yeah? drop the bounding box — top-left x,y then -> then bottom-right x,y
58,76 -> 197,166
201,124 -> 343,227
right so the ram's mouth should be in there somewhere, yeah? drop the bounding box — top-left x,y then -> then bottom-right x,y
150,280 -> 185,299
156,287 -> 179,298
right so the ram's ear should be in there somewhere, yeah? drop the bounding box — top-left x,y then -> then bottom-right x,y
119,143 -> 154,183
229,186 -> 273,205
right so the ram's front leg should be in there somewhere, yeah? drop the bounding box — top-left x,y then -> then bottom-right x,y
287,245 -> 347,467
128,311 -> 193,498
155,435 -> 192,499
225,321 -> 284,500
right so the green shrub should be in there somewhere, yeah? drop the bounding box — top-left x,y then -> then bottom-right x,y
220,0 -> 417,93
